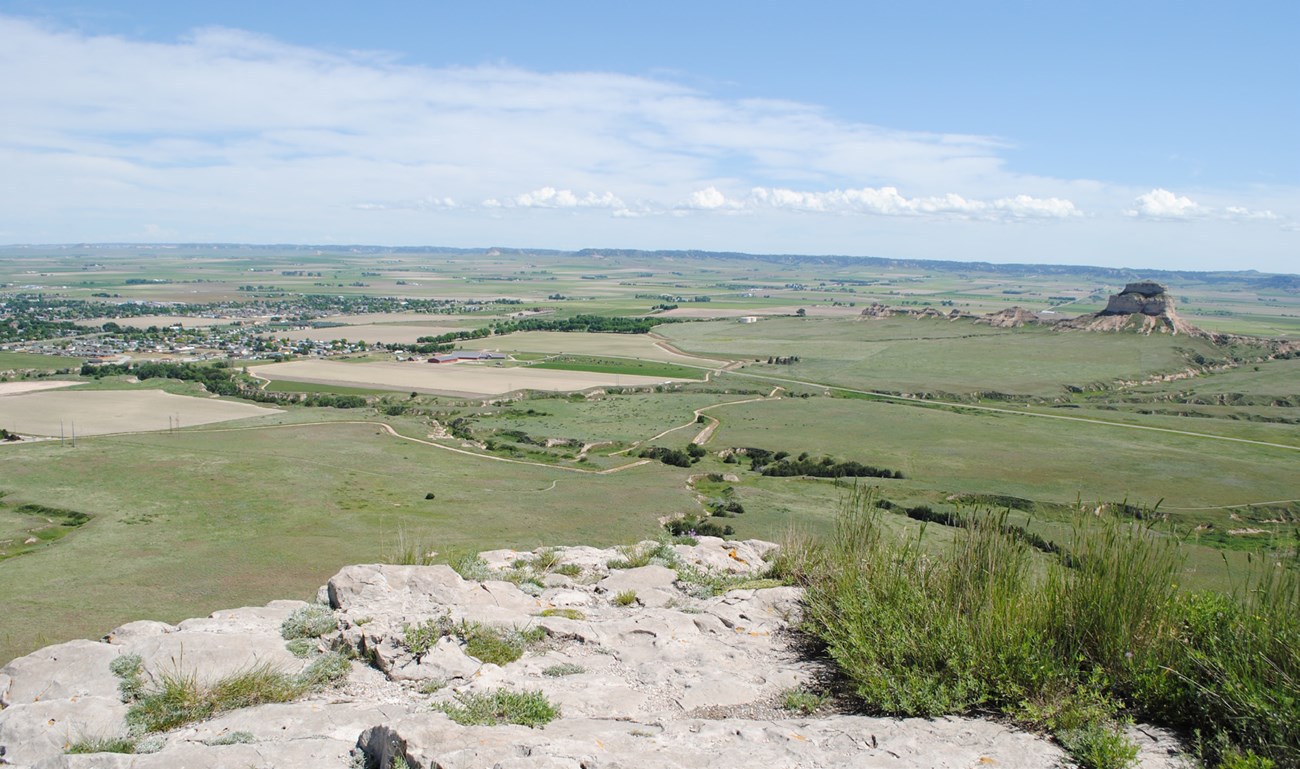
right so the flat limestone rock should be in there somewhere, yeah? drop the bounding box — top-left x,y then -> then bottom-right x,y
0,539 -> 1189,769
0,640 -> 123,706
0,696 -> 128,766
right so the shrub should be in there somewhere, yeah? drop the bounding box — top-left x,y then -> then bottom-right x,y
614,590 -> 638,607
402,615 -> 455,660
554,563 -> 583,578
792,488 -> 1300,768
435,689 -> 558,728
779,686 -> 828,715
299,651 -> 352,689
109,653 -> 145,702
280,604 -> 337,640
285,637 -> 318,658
542,663 -> 585,677
1058,723 -> 1140,769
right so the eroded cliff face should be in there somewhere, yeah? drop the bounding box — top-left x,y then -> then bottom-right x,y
1101,282 -> 1177,317
0,538 -> 1185,769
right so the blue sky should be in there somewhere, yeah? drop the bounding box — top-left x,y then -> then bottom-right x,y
1,1 -> 1296,272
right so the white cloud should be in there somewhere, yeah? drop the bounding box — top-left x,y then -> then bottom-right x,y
487,187 -> 625,210
1127,189 -> 1285,224
680,187 -> 740,210
733,186 -> 1080,221
1223,206 -> 1278,221
1127,188 -> 1201,219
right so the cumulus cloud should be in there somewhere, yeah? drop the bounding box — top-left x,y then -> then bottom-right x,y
679,187 -> 742,211
485,187 -> 625,210
1127,189 -> 1283,223
1127,189 -> 1202,219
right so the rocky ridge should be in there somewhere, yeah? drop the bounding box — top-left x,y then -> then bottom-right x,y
0,538 -> 1186,768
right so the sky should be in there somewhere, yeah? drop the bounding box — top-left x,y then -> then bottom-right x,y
1,1 -> 1296,272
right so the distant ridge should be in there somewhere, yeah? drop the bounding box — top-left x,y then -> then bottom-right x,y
2,243 -> 1295,282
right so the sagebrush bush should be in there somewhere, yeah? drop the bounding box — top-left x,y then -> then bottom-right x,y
280,604 -> 337,640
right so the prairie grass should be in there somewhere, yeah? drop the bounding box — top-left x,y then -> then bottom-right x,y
65,735 -> 137,754
116,651 -> 350,734
792,487 -> 1300,769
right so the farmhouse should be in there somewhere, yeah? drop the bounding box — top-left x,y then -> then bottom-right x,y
427,351 -> 508,364
738,316 -> 759,323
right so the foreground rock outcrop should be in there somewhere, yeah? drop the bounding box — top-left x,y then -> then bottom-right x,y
0,538 -> 1185,768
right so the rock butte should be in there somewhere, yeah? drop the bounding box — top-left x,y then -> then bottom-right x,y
0,538 -> 1187,768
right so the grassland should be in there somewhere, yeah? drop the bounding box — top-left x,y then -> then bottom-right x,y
1,245 -> 1295,670
0,352 -> 75,370
0,418 -> 698,661
660,317 -> 1230,398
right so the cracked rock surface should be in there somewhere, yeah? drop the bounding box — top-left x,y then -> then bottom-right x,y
0,537 -> 1186,768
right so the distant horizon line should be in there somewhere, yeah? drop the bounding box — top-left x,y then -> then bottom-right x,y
0,242 -> 1294,280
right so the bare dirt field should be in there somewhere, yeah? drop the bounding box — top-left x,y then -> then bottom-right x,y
257,359 -> 696,397
0,390 -> 280,436
658,305 -> 863,319
279,324 -> 462,344
0,381 -> 80,396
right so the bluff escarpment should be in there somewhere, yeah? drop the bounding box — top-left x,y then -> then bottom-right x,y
0,538 -> 1185,768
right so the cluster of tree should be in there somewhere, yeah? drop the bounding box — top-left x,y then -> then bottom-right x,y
738,447 -> 902,479
503,314 -> 670,334
765,356 -> 801,365
886,501 -> 1063,559
83,360 -> 245,396
0,428 -> 20,442
638,446 -> 694,467
80,361 -> 369,409
706,498 -> 745,517
663,514 -> 734,538
0,316 -> 83,343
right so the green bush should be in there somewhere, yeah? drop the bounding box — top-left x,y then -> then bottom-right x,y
779,686 -> 828,715
614,590 -> 638,607
542,662 -> 585,677
791,489 -> 1300,768
435,689 -> 558,728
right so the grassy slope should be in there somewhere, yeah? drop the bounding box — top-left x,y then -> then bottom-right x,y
0,418 -> 694,662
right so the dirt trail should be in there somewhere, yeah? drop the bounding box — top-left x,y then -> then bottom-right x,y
612,394 -> 776,455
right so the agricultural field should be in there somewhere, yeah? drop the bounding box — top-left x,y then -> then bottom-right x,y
0,388 -> 280,436
255,358 -> 701,397
0,244 -> 1296,664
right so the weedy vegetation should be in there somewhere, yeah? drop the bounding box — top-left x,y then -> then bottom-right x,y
434,688 -> 559,728
788,488 -> 1299,769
